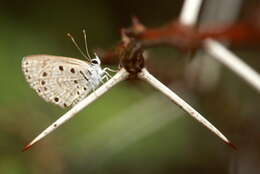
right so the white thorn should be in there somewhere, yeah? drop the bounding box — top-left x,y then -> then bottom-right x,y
24,68 -> 129,150
179,0 -> 203,26
138,68 -> 232,145
205,39 -> 260,93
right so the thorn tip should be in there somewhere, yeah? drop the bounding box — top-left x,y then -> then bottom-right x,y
226,141 -> 237,151
22,143 -> 33,152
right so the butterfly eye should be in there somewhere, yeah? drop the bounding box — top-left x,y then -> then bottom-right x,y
91,59 -> 98,64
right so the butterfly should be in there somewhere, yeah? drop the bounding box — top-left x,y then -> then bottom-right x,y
22,30 -> 114,108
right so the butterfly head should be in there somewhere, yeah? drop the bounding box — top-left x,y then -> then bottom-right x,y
90,53 -> 105,76
91,53 -> 101,65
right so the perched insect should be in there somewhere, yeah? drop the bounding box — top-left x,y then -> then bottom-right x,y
22,30 -> 115,108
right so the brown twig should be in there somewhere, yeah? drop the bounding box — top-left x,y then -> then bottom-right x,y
98,14 -> 260,67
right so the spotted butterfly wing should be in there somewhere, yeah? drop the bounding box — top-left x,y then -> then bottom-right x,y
22,55 -> 102,108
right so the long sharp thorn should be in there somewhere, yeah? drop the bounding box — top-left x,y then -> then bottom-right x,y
23,69 -> 129,151
138,68 -> 235,149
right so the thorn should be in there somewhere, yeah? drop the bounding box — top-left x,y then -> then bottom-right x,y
22,69 -> 129,152
121,29 -> 130,46
22,143 -> 33,152
131,16 -> 146,33
131,15 -> 141,27
226,141 -> 238,151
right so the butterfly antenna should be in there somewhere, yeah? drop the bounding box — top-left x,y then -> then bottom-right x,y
83,29 -> 92,59
67,33 -> 89,60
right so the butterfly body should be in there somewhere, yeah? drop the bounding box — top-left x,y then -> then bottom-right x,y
22,54 -> 106,108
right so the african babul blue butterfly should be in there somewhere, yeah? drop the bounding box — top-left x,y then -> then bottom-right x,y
22,30 -> 115,108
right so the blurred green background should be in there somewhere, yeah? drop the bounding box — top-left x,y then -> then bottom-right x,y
1,0 -> 260,173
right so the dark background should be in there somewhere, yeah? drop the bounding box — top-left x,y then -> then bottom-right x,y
0,0 -> 260,173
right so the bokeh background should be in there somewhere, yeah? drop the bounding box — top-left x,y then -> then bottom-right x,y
1,0 -> 260,173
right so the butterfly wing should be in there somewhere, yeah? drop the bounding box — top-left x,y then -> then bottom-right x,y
22,55 -> 98,108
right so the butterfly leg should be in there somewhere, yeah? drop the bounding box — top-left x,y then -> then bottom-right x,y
101,74 -> 109,83
103,68 -> 115,78
100,76 -> 106,84
99,67 -> 116,84
103,67 -> 118,73
104,72 -> 112,78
